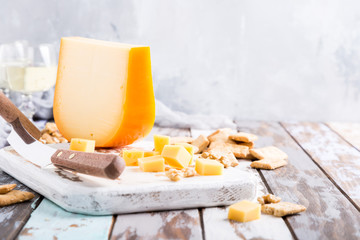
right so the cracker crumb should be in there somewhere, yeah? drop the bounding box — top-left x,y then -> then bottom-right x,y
257,194 -> 281,205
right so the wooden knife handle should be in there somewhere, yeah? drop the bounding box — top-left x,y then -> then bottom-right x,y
51,149 -> 126,180
0,92 -> 41,140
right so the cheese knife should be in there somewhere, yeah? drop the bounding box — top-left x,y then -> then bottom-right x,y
0,94 -> 125,179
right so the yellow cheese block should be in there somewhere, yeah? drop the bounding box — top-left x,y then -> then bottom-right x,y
138,155 -> 165,172
154,135 -> 170,153
228,200 -> 261,222
69,138 -> 95,152
122,150 -> 144,166
175,143 -> 196,164
161,145 -> 191,169
144,151 -> 160,157
195,158 -> 223,175
54,37 -> 155,147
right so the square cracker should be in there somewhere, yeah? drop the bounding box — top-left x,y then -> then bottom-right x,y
261,202 -> 306,217
209,142 -> 252,159
0,190 -> 35,207
0,184 -> 17,194
250,158 -> 287,170
229,132 -> 258,143
207,128 -> 233,143
250,146 -> 288,160
191,135 -> 210,154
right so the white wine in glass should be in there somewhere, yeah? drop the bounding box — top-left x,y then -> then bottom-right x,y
5,42 -> 58,120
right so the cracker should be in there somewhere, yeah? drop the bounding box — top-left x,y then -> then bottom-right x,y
229,132 -> 258,143
207,128 -> 233,143
250,159 -> 287,170
191,135 -> 210,153
261,202 -> 306,217
250,146 -> 288,160
0,184 -> 17,194
257,194 -> 281,205
209,142 -> 250,159
170,137 -> 194,145
237,141 -> 254,149
0,190 -> 35,207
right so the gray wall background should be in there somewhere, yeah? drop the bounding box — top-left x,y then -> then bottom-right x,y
1,0 -> 360,121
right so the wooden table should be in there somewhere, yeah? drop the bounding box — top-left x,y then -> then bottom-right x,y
1,121 -> 360,240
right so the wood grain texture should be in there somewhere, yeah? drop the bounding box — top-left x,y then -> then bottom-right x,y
111,127 -> 203,240
236,121 -> 360,240
327,122 -> 360,150
17,199 -> 113,240
191,128 -> 293,240
111,209 -> 202,240
283,121 -> 360,208
0,169 -> 42,240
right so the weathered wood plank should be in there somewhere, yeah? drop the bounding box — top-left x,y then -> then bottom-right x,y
283,121 -> 360,209
191,128 -> 293,240
111,209 -> 202,240
111,127 -> 203,240
17,199 -> 114,240
237,121 -> 360,239
327,122 -> 360,150
0,169 -> 42,240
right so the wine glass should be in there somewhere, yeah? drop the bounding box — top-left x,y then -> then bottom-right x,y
5,41 -> 58,120
0,43 -> 12,98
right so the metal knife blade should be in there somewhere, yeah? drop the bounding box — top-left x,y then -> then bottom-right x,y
7,128 -> 56,168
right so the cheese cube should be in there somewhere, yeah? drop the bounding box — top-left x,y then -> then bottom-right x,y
69,138 -> 95,153
175,143 -> 197,164
154,135 -> 170,153
54,37 -> 155,147
195,158 -> 223,175
144,151 -> 160,157
138,155 -> 165,172
228,200 -> 261,222
161,145 -> 191,169
122,150 -> 144,166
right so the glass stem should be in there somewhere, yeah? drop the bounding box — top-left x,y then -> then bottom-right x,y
19,93 -> 36,120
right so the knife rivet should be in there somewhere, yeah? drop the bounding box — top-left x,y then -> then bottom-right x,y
57,151 -> 63,157
69,153 -> 75,159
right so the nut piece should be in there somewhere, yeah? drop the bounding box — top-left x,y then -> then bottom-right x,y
165,169 -> 183,182
261,202 -> 306,217
191,135 -> 210,154
250,159 -> 287,170
257,194 -> 281,205
201,149 -> 238,168
229,132 -> 258,143
182,167 -> 196,178
40,122 -> 68,144
0,184 -> 17,194
250,146 -> 288,160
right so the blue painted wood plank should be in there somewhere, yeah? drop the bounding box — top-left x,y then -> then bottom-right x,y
17,199 -> 114,240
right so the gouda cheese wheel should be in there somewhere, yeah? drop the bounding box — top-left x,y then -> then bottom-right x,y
54,37 -> 155,147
